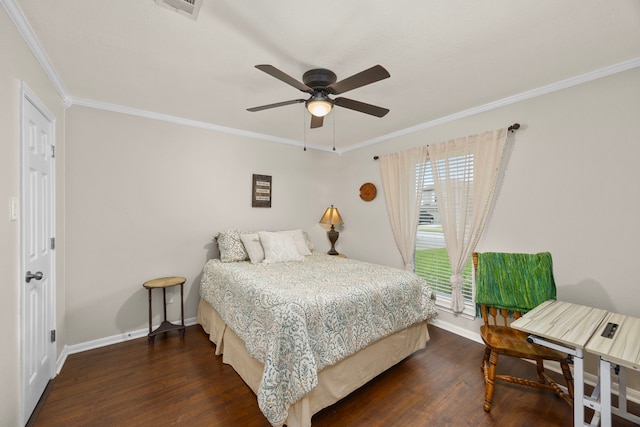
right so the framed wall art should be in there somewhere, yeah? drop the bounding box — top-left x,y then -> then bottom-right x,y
252,174 -> 272,208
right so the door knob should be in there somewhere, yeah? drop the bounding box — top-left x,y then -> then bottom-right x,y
25,271 -> 43,283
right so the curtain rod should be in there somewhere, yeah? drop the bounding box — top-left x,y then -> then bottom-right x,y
372,123 -> 520,160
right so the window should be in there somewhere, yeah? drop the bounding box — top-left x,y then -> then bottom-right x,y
414,159 -> 474,314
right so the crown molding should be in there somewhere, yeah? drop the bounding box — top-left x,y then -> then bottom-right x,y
72,57 -> 640,155
1,0 -> 71,107
69,96 -> 335,153
66,54 -> 640,155
342,56 -> 640,153
5,0 -> 638,153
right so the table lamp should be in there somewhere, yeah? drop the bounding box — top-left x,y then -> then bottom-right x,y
319,205 -> 344,255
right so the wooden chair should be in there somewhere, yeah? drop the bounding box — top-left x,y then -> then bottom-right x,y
472,252 -> 574,412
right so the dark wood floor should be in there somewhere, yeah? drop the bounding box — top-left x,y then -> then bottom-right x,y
31,324 -> 638,426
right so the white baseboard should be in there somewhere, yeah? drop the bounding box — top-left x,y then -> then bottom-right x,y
430,318 -> 484,345
430,318 -> 640,406
56,317 -> 198,375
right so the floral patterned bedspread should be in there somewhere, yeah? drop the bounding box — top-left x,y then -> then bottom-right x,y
199,253 -> 437,426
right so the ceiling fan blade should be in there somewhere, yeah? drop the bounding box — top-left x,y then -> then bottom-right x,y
247,99 -> 305,112
327,65 -> 390,95
255,65 -> 313,93
310,115 -> 324,128
334,97 -> 389,117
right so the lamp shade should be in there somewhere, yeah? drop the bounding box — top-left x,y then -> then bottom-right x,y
319,205 -> 344,226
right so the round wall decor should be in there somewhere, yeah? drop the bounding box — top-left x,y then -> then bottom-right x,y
359,182 -> 377,201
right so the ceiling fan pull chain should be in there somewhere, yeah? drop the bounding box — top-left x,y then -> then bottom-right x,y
332,110 -> 336,152
303,106 -> 307,151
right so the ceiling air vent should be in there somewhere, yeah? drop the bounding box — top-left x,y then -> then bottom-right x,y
155,0 -> 202,20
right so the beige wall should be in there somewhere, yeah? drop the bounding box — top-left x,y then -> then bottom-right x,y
0,7 -> 66,426
64,107 -> 338,344
63,67 -> 640,370
338,66 -> 640,384
340,66 -> 640,318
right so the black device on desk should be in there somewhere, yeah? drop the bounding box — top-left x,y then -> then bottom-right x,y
601,322 -> 618,339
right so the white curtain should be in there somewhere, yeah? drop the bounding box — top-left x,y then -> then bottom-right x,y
428,128 -> 508,313
379,146 -> 429,271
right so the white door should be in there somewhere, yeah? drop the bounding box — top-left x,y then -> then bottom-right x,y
21,85 -> 56,425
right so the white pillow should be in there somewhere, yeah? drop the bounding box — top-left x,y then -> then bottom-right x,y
277,229 -> 312,256
258,231 -> 305,264
240,233 -> 265,264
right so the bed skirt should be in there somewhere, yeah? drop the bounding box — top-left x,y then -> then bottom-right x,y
197,298 -> 430,427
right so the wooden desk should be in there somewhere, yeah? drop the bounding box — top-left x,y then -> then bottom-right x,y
511,300 -> 608,426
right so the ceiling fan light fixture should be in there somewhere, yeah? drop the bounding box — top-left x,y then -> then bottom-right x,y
306,96 -> 333,117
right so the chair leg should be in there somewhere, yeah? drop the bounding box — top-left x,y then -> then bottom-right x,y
536,360 -> 547,384
481,346 -> 491,373
561,361 -> 574,400
483,350 -> 499,412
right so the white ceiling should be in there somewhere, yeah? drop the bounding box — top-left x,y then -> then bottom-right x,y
13,0 -> 640,151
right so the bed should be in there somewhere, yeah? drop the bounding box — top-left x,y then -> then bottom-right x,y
196,230 -> 438,427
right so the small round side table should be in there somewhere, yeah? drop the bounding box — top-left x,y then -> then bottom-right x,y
143,276 -> 186,344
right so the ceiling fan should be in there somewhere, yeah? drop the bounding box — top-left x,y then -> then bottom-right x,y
247,64 -> 390,128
